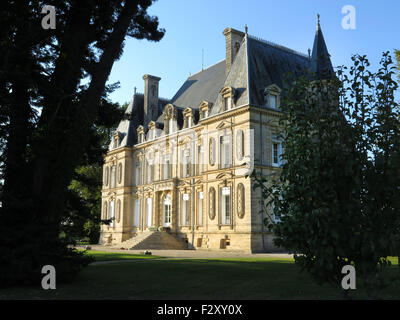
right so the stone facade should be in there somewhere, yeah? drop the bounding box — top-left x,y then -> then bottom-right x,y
99,21 -> 333,252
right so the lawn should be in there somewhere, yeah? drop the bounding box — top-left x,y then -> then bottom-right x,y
1,251 -> 399,300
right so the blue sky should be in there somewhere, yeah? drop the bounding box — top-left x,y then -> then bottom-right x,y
107,0 -> 400,105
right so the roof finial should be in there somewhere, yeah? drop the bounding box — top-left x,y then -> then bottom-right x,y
317,13 -> 320,30
134,86 -> 137,95
244,24 -> 248,35
308,48 -> 311,61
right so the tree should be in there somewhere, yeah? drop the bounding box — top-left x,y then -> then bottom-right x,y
64,101 -> 129,244
251,52 -> 400,299
0,1 -> 164,287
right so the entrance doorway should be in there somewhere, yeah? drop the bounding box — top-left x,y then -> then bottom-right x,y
163,194 -> 172,227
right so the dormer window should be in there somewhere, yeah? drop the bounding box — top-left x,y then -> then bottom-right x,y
199,101 -> 212,120
220,86 -> 235,112
148,121 -> 156,140
112,131 -> 120,149
269,94 -> 278,109
137,126 -> 145,143
168,119 -> 174,134
163,104 -> 176,135
224,97 -> 231,111
183,108 -> 194,129
264,84 -> 281,109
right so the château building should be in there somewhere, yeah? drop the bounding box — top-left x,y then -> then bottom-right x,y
100,18 -> 334,252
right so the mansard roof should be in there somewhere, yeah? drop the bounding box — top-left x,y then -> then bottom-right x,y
209,34 -> 311,115
111,22 -> 333,150
170,59 -> 226,110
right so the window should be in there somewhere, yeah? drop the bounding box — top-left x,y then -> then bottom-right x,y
223,97 -> 231,111
187,116 -> 192,128
182,149 -> 191,177
104,167 -> 109,186
118,163 -> 123,184
135,161 -> 141,185
272,139 -> 282,167
168,119 -> 174,134
182,194 -> 190,226
209,187 -> 216,220
220,136 -> 231,169
163,155 -> 171,180
198,192 -> 203,226
220,187 -> 231,225
109,201 -> 115,227
116,199 -> 121,223
237,183 -> 245,218
271,196 -> 283,223
163,195 -> 172,226
263,85 -> 281,109
269,94 -> 278,109
197,146 -> 203,175
209,138 -> 215,166
133,199 -> 140,227
110,165 -> 116,188
146,198 -> 152,227
147,160 -> 153,183
236,130 -> 245,161
103,201 -> 108,219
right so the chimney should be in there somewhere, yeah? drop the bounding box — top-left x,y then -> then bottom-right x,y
143,74 -> 161,125
223,27 -> 245,75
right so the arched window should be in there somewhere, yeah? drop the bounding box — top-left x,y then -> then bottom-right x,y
209,187 -> 216,220
220,186 -> 231,225
103,201 -> 108,219
110,165 -> 116,188
236,129 -> 245,161
109,200 -> 115,227
104,167 -> 109,186
116,199 -> 121,223
118,163 -> 123,184
209,138 -> 215,166
237,183 -> 245,218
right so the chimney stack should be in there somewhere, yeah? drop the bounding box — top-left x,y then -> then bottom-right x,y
143,74 -> 161,125
223,27 -> 245,75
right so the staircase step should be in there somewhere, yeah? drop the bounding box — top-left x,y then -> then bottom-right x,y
113,231 -> 188,250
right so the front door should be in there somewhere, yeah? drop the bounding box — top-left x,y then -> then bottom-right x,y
163,194 -> 171,227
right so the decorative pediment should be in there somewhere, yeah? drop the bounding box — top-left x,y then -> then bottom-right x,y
198,100 -> 213,111
143,186 -> 154,193
216,121 -> 232,130
216,172 -> 234,180
177,180 -> 191,188
137,125 -> 144,134
163,103 -> 176,120
178,136 -> 191,146
220,86 -> 236,97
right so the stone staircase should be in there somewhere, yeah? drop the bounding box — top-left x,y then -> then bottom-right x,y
114,231 -> 188,250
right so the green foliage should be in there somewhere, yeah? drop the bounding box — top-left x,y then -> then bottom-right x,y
64,102 -> 128,244
0,0 -> 164,287
251,52 -> 400,299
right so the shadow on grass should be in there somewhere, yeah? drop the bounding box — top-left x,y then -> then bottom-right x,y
1,258 -> 399,300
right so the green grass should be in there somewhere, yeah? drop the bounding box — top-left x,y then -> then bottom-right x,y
1,252 -> 399,300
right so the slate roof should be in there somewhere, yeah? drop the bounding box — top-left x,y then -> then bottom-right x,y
310,20 -> 334,80
209,35 -> 312,115
169,60 -> 226,110
246,36 -> 311,107
110,22 -> 333,150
